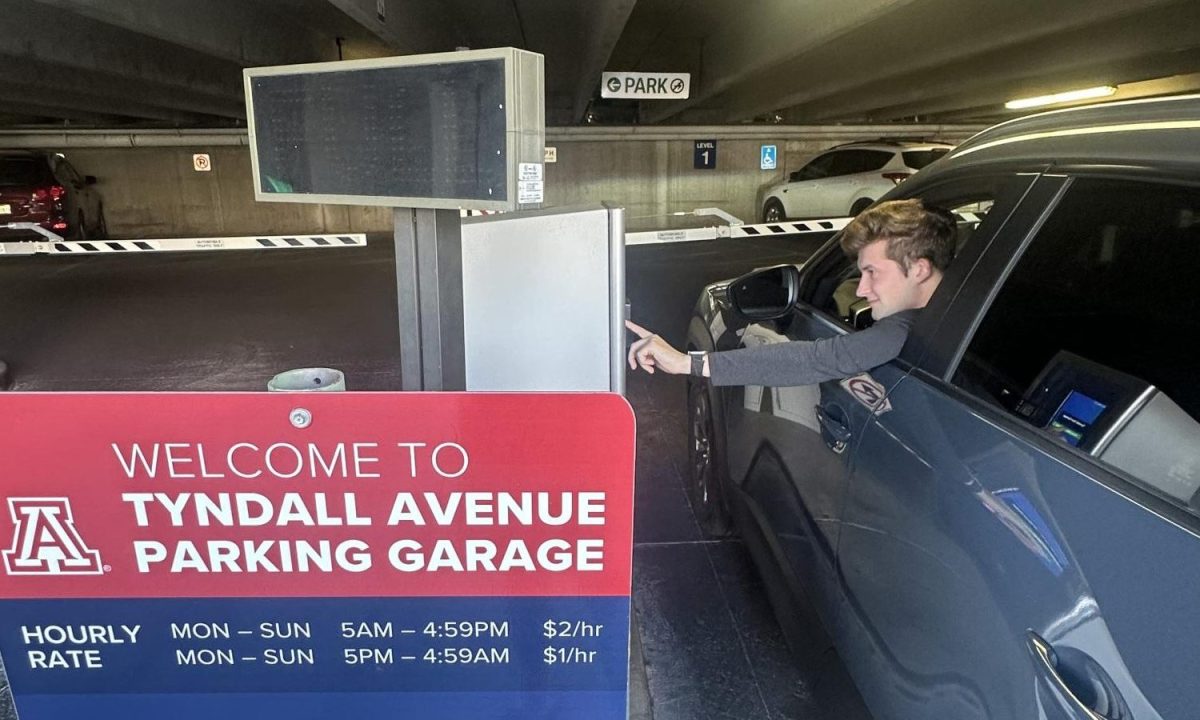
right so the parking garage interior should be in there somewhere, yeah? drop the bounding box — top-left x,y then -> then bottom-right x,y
4,2 -> 1200,719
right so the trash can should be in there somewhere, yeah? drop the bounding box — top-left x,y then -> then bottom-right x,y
267,367 -> 346,392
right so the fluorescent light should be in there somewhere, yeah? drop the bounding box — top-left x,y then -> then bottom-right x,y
1005,86 -> 1117,110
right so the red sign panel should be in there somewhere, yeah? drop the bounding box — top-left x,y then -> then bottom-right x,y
0,393 -> 635,599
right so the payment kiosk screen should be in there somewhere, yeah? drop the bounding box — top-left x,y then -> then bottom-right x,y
1047,390 -> 1108,447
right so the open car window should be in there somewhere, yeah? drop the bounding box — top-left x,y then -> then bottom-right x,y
806,196 -> 996,329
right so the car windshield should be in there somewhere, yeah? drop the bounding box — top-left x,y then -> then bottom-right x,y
902,149 -> 949,169
0,156 -> 52,186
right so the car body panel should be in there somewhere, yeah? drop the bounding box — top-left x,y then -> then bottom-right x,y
838,368 -> 1162,719
720,311 -> 854,633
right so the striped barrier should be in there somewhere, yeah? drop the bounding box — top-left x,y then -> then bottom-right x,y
624,212 -> 980,246
626,217 -> 852,245
0,234 -> 367,257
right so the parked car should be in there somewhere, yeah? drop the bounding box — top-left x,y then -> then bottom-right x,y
760,140 -> 952,221
0,150 -> 106,241
689,95 -> 1200,720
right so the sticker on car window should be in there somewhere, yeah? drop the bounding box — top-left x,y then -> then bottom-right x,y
840,373 -> 893,414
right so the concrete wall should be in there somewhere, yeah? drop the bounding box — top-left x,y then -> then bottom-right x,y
543,126 -> 984,231
60,146 -> 391,238
17,124 -> 985,238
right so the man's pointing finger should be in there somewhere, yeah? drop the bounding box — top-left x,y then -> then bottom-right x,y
625,320 -> 653,339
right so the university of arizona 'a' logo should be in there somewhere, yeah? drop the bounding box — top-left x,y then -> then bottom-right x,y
3,498 -> 103,575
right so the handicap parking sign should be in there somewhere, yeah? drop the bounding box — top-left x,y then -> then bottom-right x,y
760,145 -> 777,170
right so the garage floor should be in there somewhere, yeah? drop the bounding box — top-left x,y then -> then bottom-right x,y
0,231 -> 866,719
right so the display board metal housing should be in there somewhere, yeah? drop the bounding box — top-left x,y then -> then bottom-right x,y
244,48 -> 544,212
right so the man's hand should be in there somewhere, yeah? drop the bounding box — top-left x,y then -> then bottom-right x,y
626,320 -> 690,375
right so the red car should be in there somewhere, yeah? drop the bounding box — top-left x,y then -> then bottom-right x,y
0,150 -> 106,241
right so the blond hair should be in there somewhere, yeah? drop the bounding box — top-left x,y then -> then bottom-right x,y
839,199 -> 956,273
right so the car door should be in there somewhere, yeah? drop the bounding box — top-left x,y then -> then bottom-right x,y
718,290 -> 857,638
835,174 -> 1200,720
719,173 -> 1036,643
781,152 -> 837,218
820,149 -> 893,215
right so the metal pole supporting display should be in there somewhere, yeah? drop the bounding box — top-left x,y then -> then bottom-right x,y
393,208 -> 466,391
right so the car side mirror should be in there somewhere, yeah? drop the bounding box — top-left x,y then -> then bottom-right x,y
729,265 -> 800,321
84,175 -> 97,185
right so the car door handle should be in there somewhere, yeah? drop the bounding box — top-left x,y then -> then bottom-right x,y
1026,631 -> 1131,720
815,404 -> 852,454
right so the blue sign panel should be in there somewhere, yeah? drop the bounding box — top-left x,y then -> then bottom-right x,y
694,140 -> 717,169
760,144 -> 777,170
0,393 -> 636,720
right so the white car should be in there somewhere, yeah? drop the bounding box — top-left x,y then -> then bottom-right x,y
760,140 -> 952,221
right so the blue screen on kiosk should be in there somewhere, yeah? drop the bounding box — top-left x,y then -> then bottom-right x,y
1046,390 -> 1108,447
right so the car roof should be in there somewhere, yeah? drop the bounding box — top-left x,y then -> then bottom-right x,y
826,140 -> 955,152
938,93 -> 1200,172
0,150 -> 53,164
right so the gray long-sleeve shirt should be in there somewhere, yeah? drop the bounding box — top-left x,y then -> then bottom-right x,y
708,309 -> 918,387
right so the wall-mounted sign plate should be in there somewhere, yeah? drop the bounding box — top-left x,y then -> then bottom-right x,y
600,72 -> 689,100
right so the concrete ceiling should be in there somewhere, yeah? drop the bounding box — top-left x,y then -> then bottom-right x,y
2,0 -> 1199,128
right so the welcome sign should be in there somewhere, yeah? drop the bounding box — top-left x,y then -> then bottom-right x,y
0,393 -> 635,719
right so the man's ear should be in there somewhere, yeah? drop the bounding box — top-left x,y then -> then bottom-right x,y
911,258 -> 933,283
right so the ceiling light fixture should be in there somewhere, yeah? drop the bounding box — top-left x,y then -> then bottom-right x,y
1005,86 -> 1117,110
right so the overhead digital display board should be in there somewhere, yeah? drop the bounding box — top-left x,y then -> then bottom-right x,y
0,392 -> 633,720
245,48 -> 544,211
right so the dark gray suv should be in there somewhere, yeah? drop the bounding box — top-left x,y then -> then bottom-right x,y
688,95 -> 1200,720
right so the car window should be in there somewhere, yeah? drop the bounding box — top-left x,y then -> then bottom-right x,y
797,152 -> 837,181
805,189 -> 1000,329
0,156 -> 53,186
952,178 -> 1200,516
56,159 -> 83,185
828,149 -> 893,176
901,149 -> 949,169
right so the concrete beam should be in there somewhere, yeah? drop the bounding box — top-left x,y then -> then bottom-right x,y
31,0 -> 335,66
636,0 -> 920,124
926,73 -> 1200,124
774,0 -> 1200,123
0,100 -> 122,126
0,129 -> 250,149
862,52 -> 1200,124
0,1 -> 244,110
641,0 -> 1186,124
322,0 -> 463,54
538,0 -> 639,124
0,55 -> 243,121
545,124 -> 983,143
0,82 -> 212,125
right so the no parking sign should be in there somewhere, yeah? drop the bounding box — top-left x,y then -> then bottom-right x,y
0,393 -> 635,720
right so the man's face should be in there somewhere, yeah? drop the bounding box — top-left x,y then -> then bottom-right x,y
855,239 -> 926,319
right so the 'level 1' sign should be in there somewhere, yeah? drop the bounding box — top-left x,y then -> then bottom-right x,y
694,140 -> 717,170
601,72 -> 690,100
